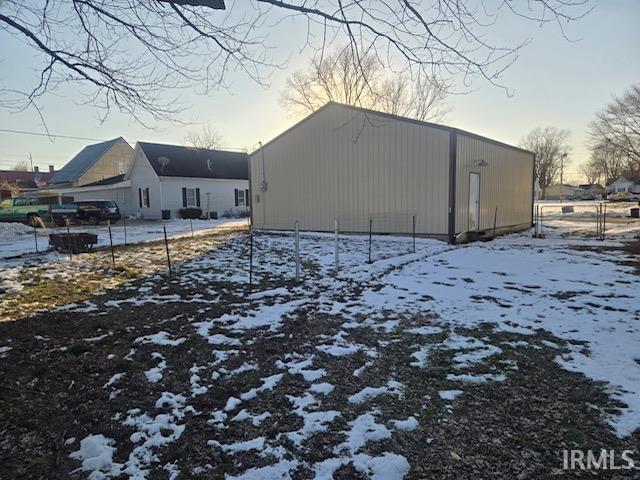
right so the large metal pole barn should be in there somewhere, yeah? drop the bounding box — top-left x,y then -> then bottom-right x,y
249,102 -> 534,243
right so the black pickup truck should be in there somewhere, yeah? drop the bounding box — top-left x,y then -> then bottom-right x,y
74,200 -> 121,225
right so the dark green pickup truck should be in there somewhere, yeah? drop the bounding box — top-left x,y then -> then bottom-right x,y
0,197 -> 76,226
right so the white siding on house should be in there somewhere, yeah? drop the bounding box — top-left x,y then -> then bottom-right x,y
127,147 -> 163,219
250,104 -> 451,235
455,134 -> 534,234
606,177 -> 640,194
159,177 -> 249,218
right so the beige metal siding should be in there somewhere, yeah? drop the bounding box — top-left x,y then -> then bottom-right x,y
78,142 -> 134,186
250,104 -> 450,235
454,134 -> 534,234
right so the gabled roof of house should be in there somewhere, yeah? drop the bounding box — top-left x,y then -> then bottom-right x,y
138,142 -> 248,180
48,137 -> 129,185
607,175 -> 640,186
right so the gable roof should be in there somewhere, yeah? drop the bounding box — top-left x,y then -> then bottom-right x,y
48,137 -> 129,185
137,142 -> 248,180
250,101 -> 534,157
607,175 -> 640,186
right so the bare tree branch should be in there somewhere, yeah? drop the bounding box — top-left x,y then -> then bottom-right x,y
0,0 -> 591,126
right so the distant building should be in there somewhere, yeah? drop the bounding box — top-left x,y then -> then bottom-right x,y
605,176 -> 640,195
0,166 -> 56,199
577,184 -> 604,197
47,137 -> 134,188
41,142 -> 249,219
128,142 -> 249,219
544,184 -> 585,200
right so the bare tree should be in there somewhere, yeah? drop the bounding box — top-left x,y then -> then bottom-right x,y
376,75 -> 450,122
282,48 -> 449,122
13,160 -> 30,172
583,141 -> 627,186
579,159 -> 602,186
185,125 -> 224,150
520,127 -> 571,197
0,1 -> 590,126
281,49 -> 382,116
588,84 -> 640,169
0,179 -> 21,197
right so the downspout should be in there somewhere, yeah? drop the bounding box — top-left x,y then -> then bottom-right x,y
447,130 -> 458,244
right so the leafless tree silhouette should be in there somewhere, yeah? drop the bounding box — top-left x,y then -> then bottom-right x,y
588,84 -> 640,169
0,0 -> 591,126
185,125 -> 225,150
520,127 -> 571,195
282,48 -> 450,121
13,160 -> 31,172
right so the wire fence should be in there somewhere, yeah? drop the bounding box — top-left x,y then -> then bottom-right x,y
533,202 -> 607,240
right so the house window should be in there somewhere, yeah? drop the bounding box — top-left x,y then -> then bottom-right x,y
186,188 -> 196,206
182,187 -> 200,207
234,188 -> 247,207
139,188 -> 150,208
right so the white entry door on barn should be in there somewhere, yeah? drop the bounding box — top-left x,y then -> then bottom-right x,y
468,172 -> 480,231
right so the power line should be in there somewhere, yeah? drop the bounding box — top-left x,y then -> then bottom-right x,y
0,128 -> 105,142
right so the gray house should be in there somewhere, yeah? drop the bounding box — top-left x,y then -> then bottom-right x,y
249,102 -> 535,243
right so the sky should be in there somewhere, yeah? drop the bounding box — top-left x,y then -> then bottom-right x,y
0,0 -> 639,184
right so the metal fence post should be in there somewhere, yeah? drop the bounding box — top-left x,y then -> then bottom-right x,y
163,222 -> 172,276
33,224 -> 38,253
295,221 -> 300,281
538,206 -> 543,238
66,218 -> 72,261
493,207 -> 498,237
412,215 -> 416,253
368,218 -> 373,264
190,218 -> 194,238
108,219 -> 115,268
249,227 -> 253,293
602,203 -> 607,241
334,218 -> 339,275
123,214 -> 127,245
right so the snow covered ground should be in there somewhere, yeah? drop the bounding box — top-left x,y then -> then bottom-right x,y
1,217 -> 640,478
0,217 -> 248,259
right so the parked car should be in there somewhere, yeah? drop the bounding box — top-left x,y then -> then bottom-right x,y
74,200 -> 121,225
0,197 -> 75,227
607,192 -> 640,202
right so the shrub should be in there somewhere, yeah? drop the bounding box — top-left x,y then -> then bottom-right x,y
179,207 -> 202,219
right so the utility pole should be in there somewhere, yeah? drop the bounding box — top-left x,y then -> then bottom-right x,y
29,153 -> 33,172
560,152 -> 567,185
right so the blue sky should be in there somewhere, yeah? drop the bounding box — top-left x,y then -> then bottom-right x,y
0,0 -> 638,183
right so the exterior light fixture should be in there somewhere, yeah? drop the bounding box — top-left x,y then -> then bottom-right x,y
477,159 -> 489,167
